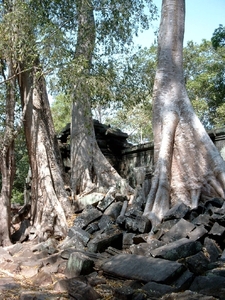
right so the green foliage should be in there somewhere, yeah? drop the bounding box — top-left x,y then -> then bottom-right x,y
183,40 -> 225,128
212,24 -> 225,50
51,93 -> 71,134
11,189 -> 24,205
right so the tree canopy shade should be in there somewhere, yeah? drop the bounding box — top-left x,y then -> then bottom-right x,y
143,0 -> 225,229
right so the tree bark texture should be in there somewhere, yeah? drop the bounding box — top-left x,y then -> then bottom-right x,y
71,0 -> 125,198
144,0 -> 225,227
0,59 -> 16,246
19,63 -> 71,241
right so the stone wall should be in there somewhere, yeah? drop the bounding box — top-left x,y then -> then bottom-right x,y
119,127 -> 225,187
58,123 -> 225,188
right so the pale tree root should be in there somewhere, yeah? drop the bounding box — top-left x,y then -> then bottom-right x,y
143,114 -> 225,234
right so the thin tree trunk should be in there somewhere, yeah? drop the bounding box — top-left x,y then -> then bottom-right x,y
71,0 -> 128,198
144,0 -> 225,228
0,60 -> 16,246
19,62 -> 72,241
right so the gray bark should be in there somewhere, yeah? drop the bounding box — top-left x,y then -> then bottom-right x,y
0,60 -> 16,246
144,0 -> 225,228
70,0 -> 125,198
19,62 -> 72,241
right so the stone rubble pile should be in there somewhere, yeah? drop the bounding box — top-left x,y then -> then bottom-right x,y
2,192 -> 225,299
58,120 -> 131,173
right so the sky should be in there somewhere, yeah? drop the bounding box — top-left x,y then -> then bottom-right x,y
134,0 -> 225,47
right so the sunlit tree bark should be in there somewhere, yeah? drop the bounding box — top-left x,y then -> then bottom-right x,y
0,59 -> 16,246
144,0 -> 225,228
70,0 -> 126,198
19,61 -> 72,241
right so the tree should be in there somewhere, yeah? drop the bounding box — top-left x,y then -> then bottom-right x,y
0,60 -> 16,246
143,0 -> 225,229
70,0 -> 157,197
183,40 -> 225,128
212,24 -> 225,50
0,0 -> 72,242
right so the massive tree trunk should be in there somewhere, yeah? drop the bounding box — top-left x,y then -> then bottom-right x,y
144,0 -> 225,228
71,0 -> 127,198
0,60 -> 16,246
19,61 -> 72,241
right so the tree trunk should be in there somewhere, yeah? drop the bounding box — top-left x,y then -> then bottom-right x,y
19,62 -> 72,241
0,60 -> 16,246
144,0 -> 225,228
71,0 -> 128,198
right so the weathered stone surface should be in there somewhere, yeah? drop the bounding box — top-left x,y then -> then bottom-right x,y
142,281 -> 175,298
192,214 -> 212,228
67,278 -> 101,300
151,238 -> 202,261
98,215 -> 114,230
73,207 -> 102,229
188,225 -> 208,241
97,194 -> 115,212
87,228 -> 123,253
68,227 -> 91,246
101,254 -> 185,283
204,237 -> 221,263
125,216 -> 151,233
209,222 -> 225,237
74,193 -> 105,212
104,201 -> 123,219
20,291 -> 65,300
190,274 -> 225,299
130,240 -> 165,257
65,252 -> 94,278
161,218 -> 195,243
123,233 -> 136,248
161,290 -> 218,300
20,260 -> 43,278
185,251 -> 210,275
0,277 -> 20,291
163,203 -> 190,221
0,247 -> 13,263
30,270 -> 53,286
171,269 -> 194,291
151,219 -> 179,240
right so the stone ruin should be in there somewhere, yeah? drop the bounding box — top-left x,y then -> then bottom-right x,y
4,122 -> 225,299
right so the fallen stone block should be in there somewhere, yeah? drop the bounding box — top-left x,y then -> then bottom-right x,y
87,228 -> 123,253
185,251 -> 210,275
67,277 -> 101,300
68,227 -> 91,246
65,252 -> 94,278
204,237 -> 222,263
151,238 -> 202,261
188,225 -> 208,241
73,207 -> 102,229
152,219 -> 179,240
97,194 -> 115,211
161,290 -> 218,300
104,201 -> 123,219
161,218 -> 195,243
142,281 -> 175,298
171,269 -> 194,291
189,274 -> 225,299
130,239 -> 165,257
101,254 -> 185,284
163,202 -> 190,221
125,215 -> 151,233
98,215 -> 114,230
74,192 -> 105,212
192,214 -> 212,229
123,232 -> 136,248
